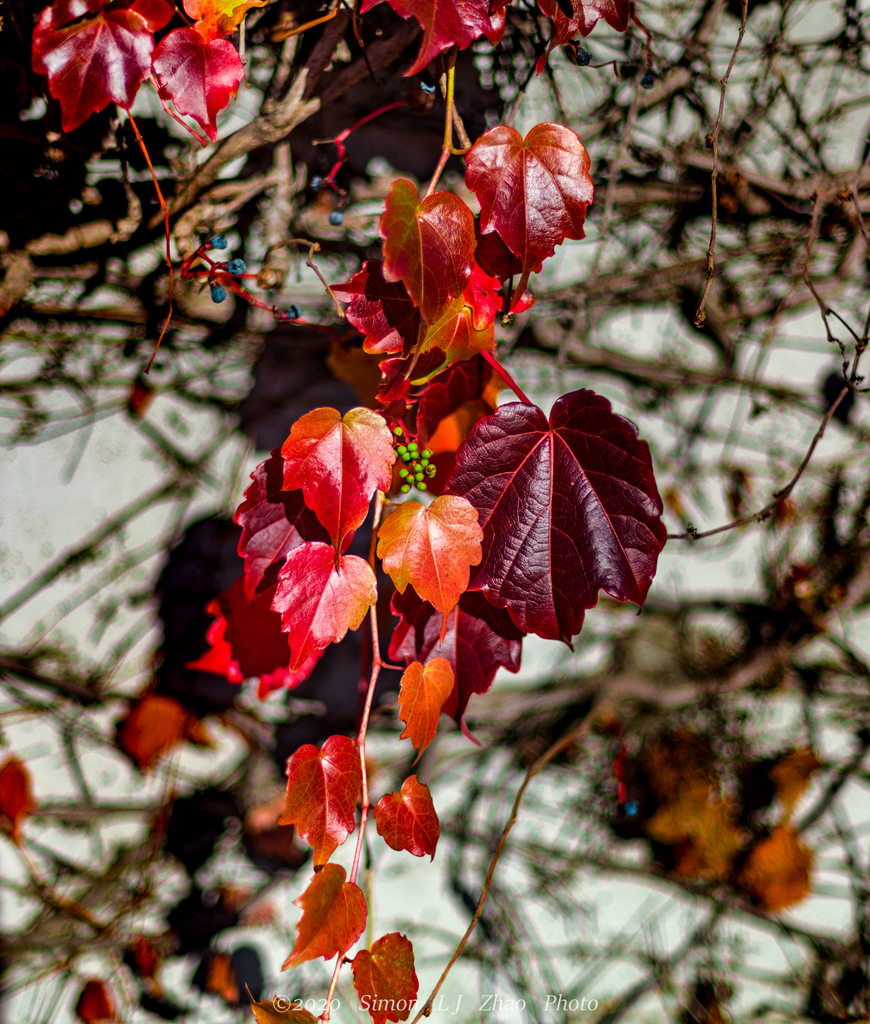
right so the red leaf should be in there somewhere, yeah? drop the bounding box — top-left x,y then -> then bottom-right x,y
465,124 -> 593,295
32,0 -> 174,132
380,181 -> 476,323
278,734 -> 362,867
333,261 -> 422,356
281,407 -> 395,552
373,775 -> 439,859
283,863 -> 367,968
536,0 -> 630,69
473,225 -> 523,282
116,693 -> 210,770
360,0 -> 505,77
272,543 -> 377,670
0,757 -> 36,844
152,27 -> 244,141
234,449 -> 329,601
351,933 -> 419,1024
445,390 -> 666,644
389,589 -> 522,731
377,496 -> 482,622
397,660 -> 454,759
75,979 -> 117,1024
415,357 -> 494,444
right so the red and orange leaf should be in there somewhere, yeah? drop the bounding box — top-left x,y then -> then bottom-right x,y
0,757 -> 36,843
75,979 -> 117,1024
272,543 -> 377,670
351,933 -> 418,1024
445,390 -> 666,645
739,825 -> 813,912
417,293 -> 495,370
536,0 -> 630,69
380,181 -> 476,323
183,0 -> 269,41
361,0 -> 504,77
278,734 -> 362,866
377,496 -> 482,622
250,995 -> 318,1024
152,28 -> 243,141
397,659 -> 454,759
373,775 -> 439,859
332,261 -> 422,356
465,124 -> 593,295
32,0 -> 174,132
283,863 -> 367,968
281,408 -> 395,551
116,693 -> 210,770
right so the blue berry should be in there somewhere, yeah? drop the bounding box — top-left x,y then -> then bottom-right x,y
210,284 -> 227,303
227,258 -> 246,275
420,79 -> 436,94
641,71 -> 655,89
287,304 -> 300,320
572,45 -> 592,66
210,234 -> 228,249
329,210 -> 344,226
311,176 -> 323,189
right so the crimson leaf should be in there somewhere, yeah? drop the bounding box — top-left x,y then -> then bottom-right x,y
373,775 -> 439,859
283,863 -> 366,968
536,0 -> 631,69
332,260 -> 422,356
351,933 -> 418,1024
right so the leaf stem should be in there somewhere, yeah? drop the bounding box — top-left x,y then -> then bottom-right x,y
481,351 -> 534,404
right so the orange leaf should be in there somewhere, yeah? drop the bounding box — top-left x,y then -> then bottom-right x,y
250,994 -> 318,1023
0,756 -> 36,843
283,863 -> 367,969
739,825 -> 813,912
116,693 -> 210,771
352,933 -> 419,1024
770,748 -> 820,819
373,775 -> 439,859
75,980 -> 116,1024
377,496 -> 482,623
204,951 -> 239,1006
397,659 -> 454,760
184,0 -> 269,41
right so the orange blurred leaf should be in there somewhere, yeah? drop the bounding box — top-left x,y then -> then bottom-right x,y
250,992 -> 318,1023
770,748 -> 820,819
739,825 -> 813,911
116,694 -> 210,770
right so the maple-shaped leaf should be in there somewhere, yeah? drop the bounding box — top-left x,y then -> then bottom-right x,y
373,775 -> 439,859
389,589 -> 522,730
75,979 -> 117,1024
283,863 -> 367,968
235,449 -> 330,600
116,693 -> 210,770
536,0 -> 630,69
361,0 -> 505,77
272,543 -> 377,670
250,995 -> 318,1024
397,659 -> 454,759
377,496 -> 482,623
380,180 -> 476,323
738,825 -> 813,912
0,757 -> 36,844
278,734 -> 361,866
282,408 -> 395,552
333,261 -> 422,356
183,0 -> 269,42
465,124 -> 593,297
32,0 -> 174,132
152,28 -> 244,142
445,390 -> 666,644
352,933 -> 418,1024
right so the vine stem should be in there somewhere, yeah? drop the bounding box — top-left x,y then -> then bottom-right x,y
321,490 -> 386,1022
409,705 -> 600,1023
481,350 -> 534,404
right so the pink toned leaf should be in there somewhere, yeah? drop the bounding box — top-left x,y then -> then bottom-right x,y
279,735 -> 362,867
373,776 -> 439,859
351,933 -> 418,1024
377,496 -> 482,620
380,181 -> 476,323
465,124 -> 593,294
333,261 -> 422,356
32,0 -> 174,132
283,863 -> 367,968
397,659 -> 454,759
152,28 -> 243,142
446,390 -> 666,645
234,449 -> 329,601
281,408 -> 395,552
272,542 -> 377,671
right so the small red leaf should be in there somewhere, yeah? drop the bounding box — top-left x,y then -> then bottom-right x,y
380,181 -> 476,323
397,659 -> 454,759
373,775 -> 439,859
272,543 -> 377,670
281,408 -> 395,552
32,0 -> 174,132
333,261 -> 422,356
351,933 -> 419,1024
116,693 -> 209,770
0,757 -> 36,843
279,734 -> 362,866
152,28 -> 244,141
75,979 -> 117,1024
283,863 -> 367,968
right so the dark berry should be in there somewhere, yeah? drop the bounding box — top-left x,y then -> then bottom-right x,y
210,284 -> 227,303
329,210 -> 344,226
311,176 -> 323,189
210,234 -> 228,250
287,305 -> 300,320
641,71 -> 655,89
571,45 -> 592,66
227,258 -> 246,275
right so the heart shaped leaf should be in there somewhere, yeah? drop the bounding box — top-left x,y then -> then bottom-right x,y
351,933 -> 418,1024
283,863 -> 367,968
373,775 -> 439,859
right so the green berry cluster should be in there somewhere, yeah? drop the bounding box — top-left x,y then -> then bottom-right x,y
393,426 -> 436,494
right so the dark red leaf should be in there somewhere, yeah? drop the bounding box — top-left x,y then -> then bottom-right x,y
333,261 -> 422,356
283,863 -> 367,968
0,757 -> 36,843
351,933 -> 418,1024
360,0 -> 505,77
445,390 -> 666,644
234,449 -> 329,601
373,775 -> 439,859
474,225 -> 523,282
389,589 -> 523,731
75,979 -> 117,1023
465,124 -> 593,295
279,734 -> 361,866
152,27 -> 244,142
416,358 -> 494,443
32,0 -> 174,132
